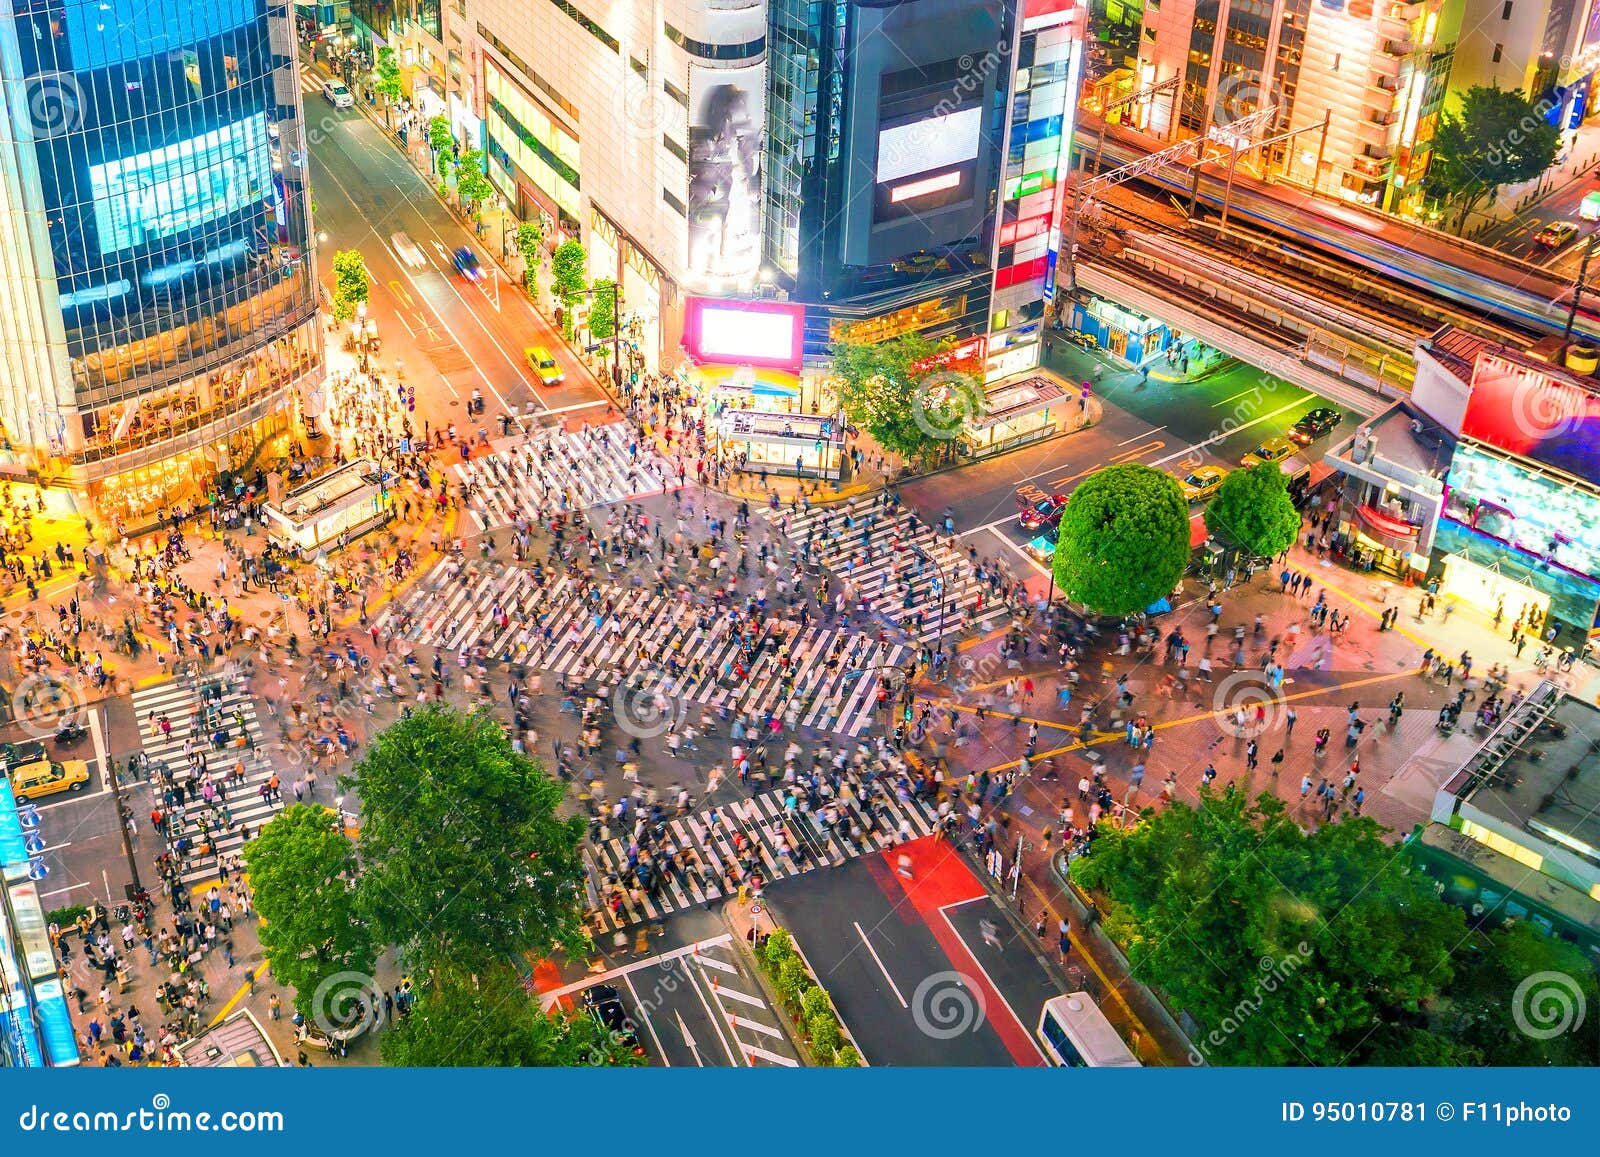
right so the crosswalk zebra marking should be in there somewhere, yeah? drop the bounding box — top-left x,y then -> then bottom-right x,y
379,567 -> 908,737
457,426 -> 676,531
587,782 -> 937,930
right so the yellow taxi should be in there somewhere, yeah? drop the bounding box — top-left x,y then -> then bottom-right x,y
6,756 -> 89,801
525,346 -> 565,386
1176,465 -> 1228,503
1240,436 -> 1296,468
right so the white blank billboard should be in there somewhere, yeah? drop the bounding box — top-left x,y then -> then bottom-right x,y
876,107 -> 982,184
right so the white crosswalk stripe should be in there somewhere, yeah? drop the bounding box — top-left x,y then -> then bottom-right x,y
763,503 -> 1014,646
456,426 -> 676,531
585,784 -> 938,930
379,567 -> 907,737
130,678 -> 275,888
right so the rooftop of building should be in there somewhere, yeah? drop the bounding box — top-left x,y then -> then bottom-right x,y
1423,324 -> 1600,395
1449,683 -> 1600,863
1326,400 -> 1451,492
175,1010 -> 286,1067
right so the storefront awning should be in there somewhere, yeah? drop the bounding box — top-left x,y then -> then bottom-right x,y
1356,503 -> 1420,552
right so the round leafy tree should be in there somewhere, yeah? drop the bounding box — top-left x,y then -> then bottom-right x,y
1203,461 -> 1300,560
1052,463 -> 1190,615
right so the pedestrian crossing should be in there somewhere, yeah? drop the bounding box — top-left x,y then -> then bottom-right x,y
457,425 -> 676,532
130,677 -> 274,888
764,503 -> 1014,647
379,567 -> 909,737
586,783 -> 939,930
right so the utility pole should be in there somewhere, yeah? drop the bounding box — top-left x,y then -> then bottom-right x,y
1564,231 -> 1597,342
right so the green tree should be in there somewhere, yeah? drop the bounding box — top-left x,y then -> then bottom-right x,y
330,248 -> 370,323
372,48 -> 403,127
379,964 -> 643,1067
829,334 -> 983,465
1203,461 -> 1300,560
1071,791 -> 1467,1065
514,221 -> 544,295
1051,463 -> 1190,616
455,148 -> 494,210
427,115 -> 453,155
551,240 -> 588,310
588,278 -> 617,344
243,805 -> 374,1018
1424,86 -> 1561,233
347,704 -> 588,973
1438,922 -> 1599,1065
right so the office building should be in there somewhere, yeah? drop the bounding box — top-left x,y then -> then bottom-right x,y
0,0 -> 323,529
1132,0 -> 1462,211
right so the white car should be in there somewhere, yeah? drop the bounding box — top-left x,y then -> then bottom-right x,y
322,80 -> 354,109
390,231 -> 426,269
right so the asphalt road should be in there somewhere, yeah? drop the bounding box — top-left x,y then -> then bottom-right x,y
541,908 -> 800,1067
303,75 -> 606,431
767,836 -> 1057,1066
1481,169 -> 1600,272
902,338 -> 1357,580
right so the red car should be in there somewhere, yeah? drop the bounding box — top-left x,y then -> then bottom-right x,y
1018,493 -> 1068,531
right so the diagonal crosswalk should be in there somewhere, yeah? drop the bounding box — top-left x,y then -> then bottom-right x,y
379,567 -> 907,737
457,425 -> 676,531
763,503 -> 1013,646
130,678 -> 274,887
586,783 -> 938,930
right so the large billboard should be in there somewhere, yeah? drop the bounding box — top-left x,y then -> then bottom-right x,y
1444,442 -> 1600,582
89,112 -> 274,255
686,64 -> 764,283
1460,354 -> 1600,484
684,297 -> 805,373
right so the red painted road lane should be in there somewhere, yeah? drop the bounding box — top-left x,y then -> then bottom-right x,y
869,837 -> 1047,1067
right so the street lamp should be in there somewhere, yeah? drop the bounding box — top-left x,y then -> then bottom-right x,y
909,544 -> 950,656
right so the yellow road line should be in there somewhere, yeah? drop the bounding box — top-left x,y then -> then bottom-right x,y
208,963 -> 267,1028
983,666 -> 1416,774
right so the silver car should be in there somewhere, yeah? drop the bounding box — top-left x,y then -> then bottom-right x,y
390,231 -> 426,269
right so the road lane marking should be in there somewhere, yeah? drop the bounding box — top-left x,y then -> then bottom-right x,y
938,897 -> 1051,1066
713,984 -> 766,1008
731,1015 -> 784,1038
686,957 -> 744,1066
746,1045 -> 801,1066
694,952 -> 737,974
853,920 -> 909,1008
985,525 -> 1049,575
1150,395 -> 1314,467
539,933 -> 733,1004
1117,427 -> 1163,444
544,398 -> 615,414
623,972 -> 672,1065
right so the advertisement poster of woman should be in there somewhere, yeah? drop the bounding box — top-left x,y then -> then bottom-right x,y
686,67 -> 763,280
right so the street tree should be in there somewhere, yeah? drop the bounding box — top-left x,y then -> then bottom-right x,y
588,278 -> 618,344
243,805 -> 374,1018
372,49 -> 403,126
455,149 -> 494,211
330,249 -> 370,322
514,222 -> 544,295
380,964 -> 643,1067
1051,463 -> 1190,616
1071,791 -> 1466,1065
551,240 -> 588,339
347,704 -> 588,973
427,116 -> 454,180
829,334 -> 983,465
1203,461 -> 1300,560
1425,86 -> 1560,233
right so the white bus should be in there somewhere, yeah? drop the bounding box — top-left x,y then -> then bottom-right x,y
1037,993 -> 1141,1067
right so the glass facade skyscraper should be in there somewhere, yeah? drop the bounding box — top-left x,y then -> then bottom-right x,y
0,0 -> 322,529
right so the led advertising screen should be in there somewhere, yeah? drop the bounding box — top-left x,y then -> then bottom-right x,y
89,112 -> 273,256
684,297 -> 805,373
1444,441 -> 1600,582
63,0 -> 260,71
686,65 -> 764,282
876,107 -> 983,184
1459,354 -> 1600,484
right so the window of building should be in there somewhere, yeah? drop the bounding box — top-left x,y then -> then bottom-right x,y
545,0 -> 619,53
1492,42 -> 1503,62
1501,1 -> 1512,18
663,78 -> 689,107
663,135 -> 686,161
663,189 -> 686,215
478,24 -> 579,121
663,23 -> 765,61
